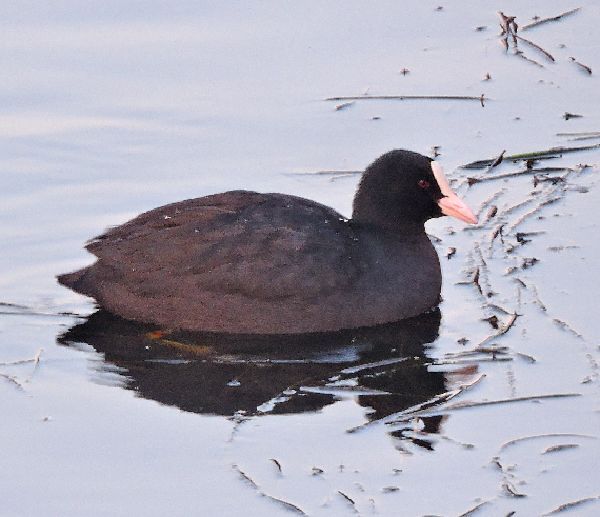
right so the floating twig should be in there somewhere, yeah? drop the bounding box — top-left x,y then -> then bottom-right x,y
567,134 -> 600,141
499,433 -> 597,451
444,345 -> 509,359
335,101 -> 354,111
521,8 -> 581,31
505,196 -> 562,233
486,302 -> 515,315
33,348 -> 43,366
434,357 -> 513,365
542,496 -> 600,515
390,375 -> 486,416
556,131 -> 600,137
515,50 -> 545,68
325,94 -> 488,106
445,392 -> 580,411
472,267 -> 482,295
233,464 -> 260,489
26,348 -> 44,382
0,301 -> 29,309
533,174 -> 565,186
457,499 -> 492,517
502,481 -> 527,498
516,352 -> 537,363
516,231 -> 546,242
469,167 -> 572,185
477,313 -> 518,348
490,223 -> 505,246
553,318 -> 584,339
485,205 -> 498,221
0,373 -> 25,391
264,495 -> 306,515
1,358 -> 35,367
386,392 -> 580,426
232,464 -> 307,515
461,144 -> 600,169
515,35 -> 555,62
473,188 -> 506,220
349,375 -> 485,432
329,173 -> 361,182
569,56 -> 592,75
290,170 -> 362,177
542,443 -> 579,454
498,12 -> 518,38
337,491 -> 358,513
518,279 -> 547,311
488,150 -> 506,169
547,245 -> 580,252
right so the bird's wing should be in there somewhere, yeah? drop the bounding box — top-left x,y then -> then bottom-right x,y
85,191 -> 361,301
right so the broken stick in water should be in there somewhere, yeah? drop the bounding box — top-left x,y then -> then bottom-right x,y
348,374 -> 486,432
542,443 -> 579,454
556,131 -> 600,137
499,432 -> 597,452
542,496 -> 600,516
515,50 -> 545,68
325,94 -> 488,106
515,35 -> 555,62
232,464 -> 307,515
335,101 -> 354,111
446,392 -> 581,411
569,56 -> 592,75
468,167 -> 572,185
461,143 -> 600,169
269,458 -> 283,473
457,500 -> 492,517
476,313 -> 518,348
521,8 -> 581,31
337,491 -> 358,514
0,373 -> 25,391
484,150 -> 506,173
503,481 -> 527,498
289,170 -> 362,177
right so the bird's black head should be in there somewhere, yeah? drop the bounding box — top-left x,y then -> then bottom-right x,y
352,149 -> 446,231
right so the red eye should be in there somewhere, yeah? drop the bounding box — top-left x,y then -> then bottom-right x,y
418,179 -> 430,189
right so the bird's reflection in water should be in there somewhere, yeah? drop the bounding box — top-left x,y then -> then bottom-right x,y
59,309 -> 460,449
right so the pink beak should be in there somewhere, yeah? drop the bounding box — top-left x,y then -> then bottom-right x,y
431,162 -> 478,224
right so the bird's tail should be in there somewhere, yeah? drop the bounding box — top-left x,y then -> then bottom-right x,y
56,267 -> 94,297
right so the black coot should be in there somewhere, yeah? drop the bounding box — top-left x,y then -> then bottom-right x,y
58,150 -> 476,334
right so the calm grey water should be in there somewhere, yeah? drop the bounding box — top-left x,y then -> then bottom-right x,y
1,2 -> 599,515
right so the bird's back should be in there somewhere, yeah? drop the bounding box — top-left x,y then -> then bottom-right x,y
59,191 -> 374,333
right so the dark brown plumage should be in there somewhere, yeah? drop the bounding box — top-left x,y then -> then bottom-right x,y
58,150 -> 475,334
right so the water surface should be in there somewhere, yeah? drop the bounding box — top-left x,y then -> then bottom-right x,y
1,2 -> 599,515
